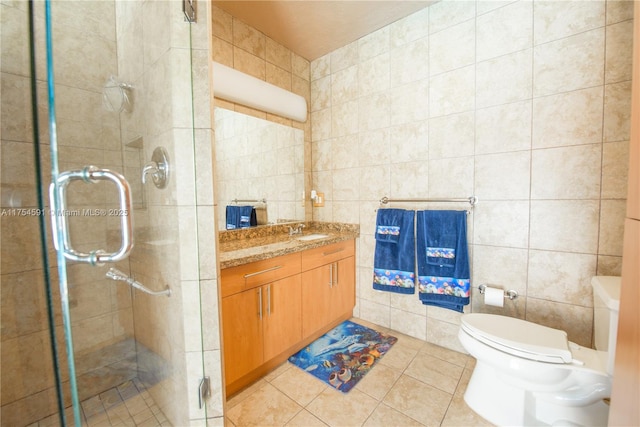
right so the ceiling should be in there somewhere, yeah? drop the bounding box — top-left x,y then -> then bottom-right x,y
212,1 -> 435,60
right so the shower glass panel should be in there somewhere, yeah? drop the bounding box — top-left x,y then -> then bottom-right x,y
1,1 -> 206,425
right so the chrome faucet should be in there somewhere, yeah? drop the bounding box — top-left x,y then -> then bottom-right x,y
288,223 -> 305,236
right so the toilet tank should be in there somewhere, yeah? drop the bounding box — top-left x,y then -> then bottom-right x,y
591,276 -> 621,375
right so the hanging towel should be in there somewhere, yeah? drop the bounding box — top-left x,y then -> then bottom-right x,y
225,206 -> 256,229
416,210 -> 470,312
372,208 -> 416,294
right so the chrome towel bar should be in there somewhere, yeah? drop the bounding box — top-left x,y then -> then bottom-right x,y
106,268 -> 171,297
379,196 -> 478,206
231,198 -> 267,204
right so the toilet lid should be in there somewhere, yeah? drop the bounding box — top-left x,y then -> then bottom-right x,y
461,313 -> 572,364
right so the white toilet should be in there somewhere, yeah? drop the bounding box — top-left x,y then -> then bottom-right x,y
458,276 -> 621,427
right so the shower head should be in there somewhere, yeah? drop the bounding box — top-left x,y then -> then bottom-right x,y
102,75 -> 133,113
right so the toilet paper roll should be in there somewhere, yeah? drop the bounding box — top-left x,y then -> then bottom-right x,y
484,286 -> 504,307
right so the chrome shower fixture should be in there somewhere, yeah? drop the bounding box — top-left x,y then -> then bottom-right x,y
102,75 -> 134,113
106,267 -> 171,297
142,147 -> 170,189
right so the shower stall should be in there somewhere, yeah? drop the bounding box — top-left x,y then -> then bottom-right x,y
1,1 -> 220,425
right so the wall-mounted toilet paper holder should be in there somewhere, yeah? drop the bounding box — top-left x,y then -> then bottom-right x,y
478,284 -> 518,301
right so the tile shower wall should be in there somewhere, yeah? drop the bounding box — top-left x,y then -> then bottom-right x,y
310,0 -> 633,352
115,1 -> 222,425
211,5 -> 313,222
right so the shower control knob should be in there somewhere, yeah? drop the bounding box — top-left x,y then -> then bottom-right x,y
142,147 -> 170,189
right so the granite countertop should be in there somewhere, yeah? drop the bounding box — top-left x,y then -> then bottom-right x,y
218,221 -> 360,269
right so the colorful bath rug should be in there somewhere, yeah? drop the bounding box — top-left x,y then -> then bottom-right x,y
288,320 -> 397,393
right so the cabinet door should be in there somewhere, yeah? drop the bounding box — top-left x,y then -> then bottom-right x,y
332,256 -> 356,319
222,288 -> 264,385
609,218 -> 640,426
263,275 -> 302,360
301,265 -> 333,337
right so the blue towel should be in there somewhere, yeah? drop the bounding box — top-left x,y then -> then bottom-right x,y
416,210 -> 470,312
372,208 -> 416,294
225,206 -> 255,229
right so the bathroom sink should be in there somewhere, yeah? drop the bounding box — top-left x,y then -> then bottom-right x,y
296,233 -> 330,241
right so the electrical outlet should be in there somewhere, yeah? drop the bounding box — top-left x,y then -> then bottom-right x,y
313,192 -> 325,207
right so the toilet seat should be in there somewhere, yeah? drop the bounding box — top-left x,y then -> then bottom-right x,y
461,313 -> 572,364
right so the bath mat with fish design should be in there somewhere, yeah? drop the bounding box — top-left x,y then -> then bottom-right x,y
288,320 -> 397,393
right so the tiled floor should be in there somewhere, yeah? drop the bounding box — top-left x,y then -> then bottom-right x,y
225,318 -> 493,427
29,379 -> 170,427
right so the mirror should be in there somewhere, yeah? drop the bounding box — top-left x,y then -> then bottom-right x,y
214,107 -> 305,231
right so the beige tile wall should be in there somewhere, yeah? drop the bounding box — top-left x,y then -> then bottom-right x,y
309,0 -> 633,352
211,5 -> 313,222
117,1 -> 222,425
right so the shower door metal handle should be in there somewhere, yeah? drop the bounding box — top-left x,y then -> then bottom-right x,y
49,165 -> 133,266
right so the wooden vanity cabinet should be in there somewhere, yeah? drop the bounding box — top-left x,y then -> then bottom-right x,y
221,253 -> 302,387
301,240 -> 356,337
221,239 -> 356,396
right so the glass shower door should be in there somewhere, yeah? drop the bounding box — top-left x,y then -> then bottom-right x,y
0,1 -> 208,425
